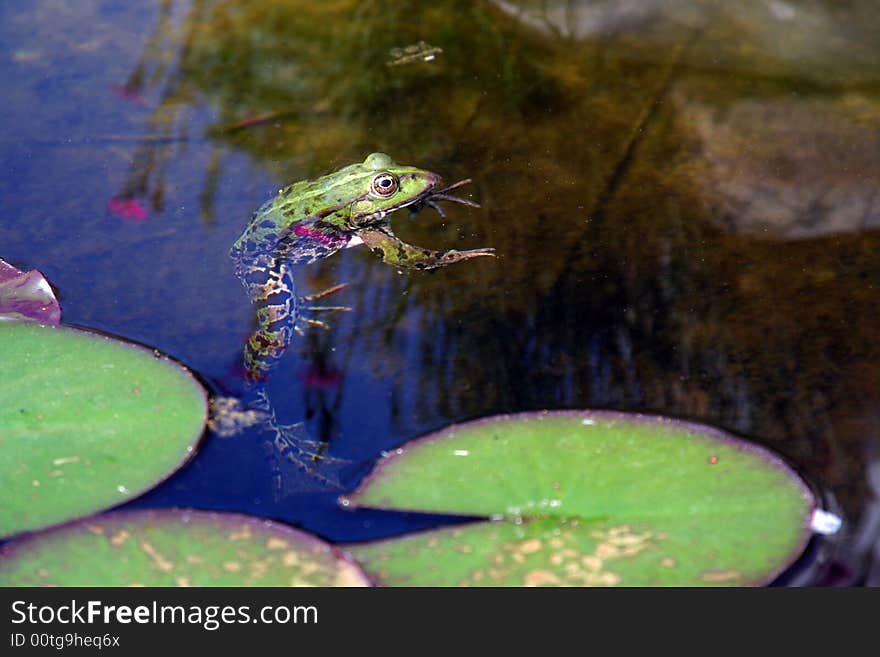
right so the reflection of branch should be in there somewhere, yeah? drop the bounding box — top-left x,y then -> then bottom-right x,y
123,0 -> 173,95
114,0 -> 213,212
11,134 -> 192,147
592,30 -> 698,227
199,147 -> 222,225
536,0 -> 565,40
204,109 -> 300,137
446,95 -> 487,164
794,185 -> 834,231
860,187 -> 878,232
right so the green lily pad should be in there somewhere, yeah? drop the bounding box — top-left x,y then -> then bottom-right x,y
0,322 -> 208,538
0,510 -> 370,586
344,411 -> 816,586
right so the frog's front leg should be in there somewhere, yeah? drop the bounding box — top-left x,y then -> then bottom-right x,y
358,226 -> 495,271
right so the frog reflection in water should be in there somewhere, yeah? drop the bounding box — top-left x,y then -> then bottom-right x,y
228,153 -> 494,485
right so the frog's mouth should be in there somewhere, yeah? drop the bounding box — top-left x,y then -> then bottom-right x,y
406,178 -> 481,219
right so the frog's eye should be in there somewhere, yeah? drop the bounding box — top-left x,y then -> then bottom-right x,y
370,172 -> 399,198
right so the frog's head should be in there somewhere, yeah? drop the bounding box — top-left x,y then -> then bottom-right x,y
344,153 -> 440,228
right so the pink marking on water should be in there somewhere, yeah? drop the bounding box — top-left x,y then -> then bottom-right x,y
110,83 -> 147,106
301,368 -> 342,391
107,197 -> 149,222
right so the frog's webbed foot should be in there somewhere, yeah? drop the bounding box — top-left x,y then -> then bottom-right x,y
267,421 -> 350,490
253,389 -> 350,489
358,226 -> 495,271
294,283 -> 351,335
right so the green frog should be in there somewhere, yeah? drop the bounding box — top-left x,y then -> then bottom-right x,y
231,152 -> 494,380
228,152 -> 494,484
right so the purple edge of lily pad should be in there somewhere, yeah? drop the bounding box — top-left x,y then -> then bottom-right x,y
341,410 -> 818,583
0,509 -> 371,585
0,260 -> 62,325
2,323 -> 210,541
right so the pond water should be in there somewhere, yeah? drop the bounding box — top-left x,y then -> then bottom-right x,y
2,0 -> 878,583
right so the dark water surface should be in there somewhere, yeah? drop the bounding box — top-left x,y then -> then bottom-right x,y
2,0 -> 879,581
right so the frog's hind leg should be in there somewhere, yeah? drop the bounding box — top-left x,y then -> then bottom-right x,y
239,256 -> 300,382
241,264 -> 348,377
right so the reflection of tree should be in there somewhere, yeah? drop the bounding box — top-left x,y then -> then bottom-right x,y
112,0 -> 208,214
116,0 -> 880,513
113,0 -> 566,222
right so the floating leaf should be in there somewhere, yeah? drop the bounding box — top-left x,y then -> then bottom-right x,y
0,258 -> 61,324
0,510 -> 370,586
0,322 -> 207,538
344,411 -> 816,586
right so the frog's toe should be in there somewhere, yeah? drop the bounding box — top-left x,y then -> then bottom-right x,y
302,282 -> 348,302
294,283 -> 352,332
464,247 -> 496,257
302,317 -> 331,331
439,247 -> 496,265
270,455 -> 346,491
294,317 -> 330,335
305,305 -> 352,314
267,428 -> 350,490
296,309 -> 350,333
